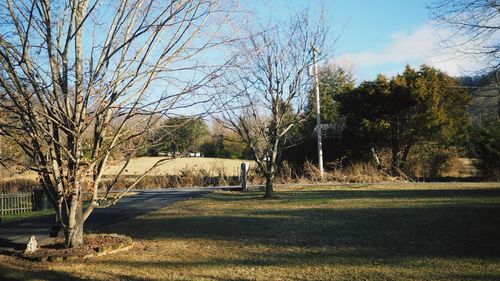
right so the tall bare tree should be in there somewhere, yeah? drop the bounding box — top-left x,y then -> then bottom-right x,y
428,0 -> 499,120
0,0 -> 236,247
214,12 -> 326,198
428,0 -> 499,71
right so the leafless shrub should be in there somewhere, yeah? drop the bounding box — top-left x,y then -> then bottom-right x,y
0,178 -> 39,193
303,160 -> 324,182
276,161 -> 297,183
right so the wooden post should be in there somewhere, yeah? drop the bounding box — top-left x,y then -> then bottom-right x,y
241,163 -> 249,191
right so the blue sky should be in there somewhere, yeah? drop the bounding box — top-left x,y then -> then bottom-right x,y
243,0 -> 489,82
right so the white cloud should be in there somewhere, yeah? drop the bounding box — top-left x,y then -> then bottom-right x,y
338,23 -> 492,79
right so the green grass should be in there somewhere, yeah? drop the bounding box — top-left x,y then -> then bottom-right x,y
0,209 -> 55,223
0,196 -> 127,225
0,200 -> 96,224
1,183 -> 500,280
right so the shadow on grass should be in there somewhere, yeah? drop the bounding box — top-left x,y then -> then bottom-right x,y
206,188 -> 500,202
0,263 -> 87,281
0,261 -> 155,281
97,255 -> 500,281
448,273 -> 500,281
283,188 -> 500,200
115,188 -> 500,260
101,246 -> 374,269
0,238 -> 25,251
202,192 -> 266,202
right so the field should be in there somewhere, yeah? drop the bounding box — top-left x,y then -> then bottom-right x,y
1,182 -> 500,280
103,157 -> 249,177
1,157 -> 249,182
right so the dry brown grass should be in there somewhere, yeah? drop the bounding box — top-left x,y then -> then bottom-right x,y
1,182 -> 499,280
99,173 -> 241,190
441,157 -> 480,178
326,162 -> 398,182
104,157 -> 248,177
275,160 -> 398,184
0,157 -> 254,191
0,156 -> 493,193
0,157 -> 250,180
99,157 -> 255,189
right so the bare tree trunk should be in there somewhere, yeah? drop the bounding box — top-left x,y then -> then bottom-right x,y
401,144 -> 413,169
370,147 -> 382,169
65,198 -> 84,247
391,143 -> 400,175
264,133 -> 280,198
264,168 -> 275,198
495,70 -> 499,121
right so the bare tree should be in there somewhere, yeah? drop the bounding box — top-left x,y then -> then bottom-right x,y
214,12 -> 326,198
0,0 -> 236,247
428,0 -> 499,120
428,0 -> 499,71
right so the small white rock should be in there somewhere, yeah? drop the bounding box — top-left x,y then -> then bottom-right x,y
25,235 -> 37,253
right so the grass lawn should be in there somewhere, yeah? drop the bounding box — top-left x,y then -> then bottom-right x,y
1,183 -> 499,280
0,209 -> 55,224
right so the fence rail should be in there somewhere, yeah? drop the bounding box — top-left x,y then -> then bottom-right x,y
0,192 -> 33,215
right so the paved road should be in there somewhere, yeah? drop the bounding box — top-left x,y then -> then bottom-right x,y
0,188 -> 211,251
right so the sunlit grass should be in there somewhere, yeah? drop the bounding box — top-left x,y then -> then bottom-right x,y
1,182 -> 499,280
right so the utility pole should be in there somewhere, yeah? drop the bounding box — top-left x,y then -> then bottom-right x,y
311,45 -> 324,178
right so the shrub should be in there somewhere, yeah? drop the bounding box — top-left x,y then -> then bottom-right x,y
405,144 -> 459,180
469,119 -> 500,180
0,178 -> 39,193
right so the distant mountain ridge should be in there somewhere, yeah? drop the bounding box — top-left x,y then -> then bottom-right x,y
460,70 -> 499,124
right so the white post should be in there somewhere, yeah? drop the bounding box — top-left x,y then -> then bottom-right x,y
312,45 -> 324,179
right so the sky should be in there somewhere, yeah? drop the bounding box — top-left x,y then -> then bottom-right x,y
244,0 -> 491,82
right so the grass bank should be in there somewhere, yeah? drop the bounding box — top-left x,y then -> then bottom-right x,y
1,183 -> 499,280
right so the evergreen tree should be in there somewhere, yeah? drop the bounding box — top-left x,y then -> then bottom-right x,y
283,66 -> 355,167
339,65 -> 470,174
306,65 -> 355,127
149,117 -> 209,156
469,118 -> 500,179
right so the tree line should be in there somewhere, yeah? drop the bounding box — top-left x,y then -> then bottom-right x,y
139,116 -> 252,159
144,65 -> 498,182
286,65 -> 497,179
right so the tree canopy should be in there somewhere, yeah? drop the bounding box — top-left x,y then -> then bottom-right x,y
339,65 -> 470,173
148,117 -> 209,157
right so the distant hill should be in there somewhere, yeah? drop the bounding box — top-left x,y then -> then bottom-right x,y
460,71 -> 499,124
